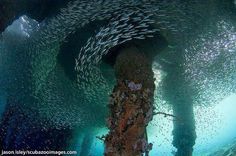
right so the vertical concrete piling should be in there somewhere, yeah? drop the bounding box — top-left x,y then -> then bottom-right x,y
105,46 -> 155,156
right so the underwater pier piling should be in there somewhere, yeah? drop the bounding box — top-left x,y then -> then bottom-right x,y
163,67 -> 196,156
172,101 -> 196,156
171,76 -> 196,156
104,46 -> 155,156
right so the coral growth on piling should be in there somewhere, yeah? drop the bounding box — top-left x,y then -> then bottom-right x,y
104,47 -> 155,156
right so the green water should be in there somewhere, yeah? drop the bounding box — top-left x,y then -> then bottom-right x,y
0,0 -> 236,156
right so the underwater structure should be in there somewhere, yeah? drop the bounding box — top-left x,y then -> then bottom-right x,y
162,55 -> 196,156
0,0 -> 236,156
105,46 -> 155,155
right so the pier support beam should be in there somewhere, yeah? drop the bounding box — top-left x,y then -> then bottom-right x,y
172,98 -> 196,156
163,66 -> 196,156
105,46 -> 155,156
